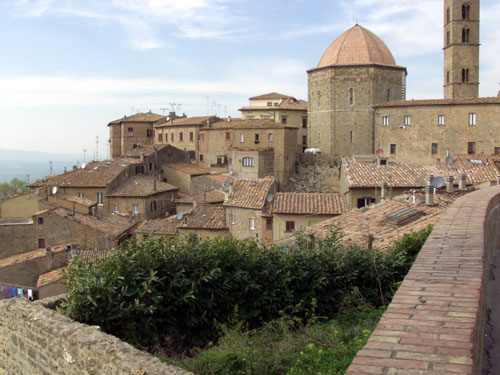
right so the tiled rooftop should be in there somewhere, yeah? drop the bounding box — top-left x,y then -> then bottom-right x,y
317,25 -> 399,69
374,97 -> 500,108
36,267 -> 66,288
108,112 -> 165,125
164,163 -> 212,175
137,216 -> 178,235
249,92 -> 293,100
344,155 -> 500,188
305,192 -> 463,251
207,119 -> 298,130
273,193 -> 347,215
122,144 -> 170,158
57,194 -> 96,207
176,189 -> 225,204
224,177 -> 275,209
0,245 -> 67,270
154,116 -> 218,127
178,204 -> 227,230
75,248 -> 115,262
106,175 -> 178,197
30,159 -> 138,188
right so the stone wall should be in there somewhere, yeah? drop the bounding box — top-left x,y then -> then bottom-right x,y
0,220 -> 36,258
346,186 -> 500,375
289,154 -> 342,192
0,296 -> 191,374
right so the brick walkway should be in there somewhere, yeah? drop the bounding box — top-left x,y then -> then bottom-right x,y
345,186 -> 500,375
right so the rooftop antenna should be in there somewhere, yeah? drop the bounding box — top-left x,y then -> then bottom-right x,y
49,161 -> 53,176
160,107 -> 169,116
83,149 -> 87,163
224,106 -> 227,118
131,106 -> 139,114
169,102 -> 177,112
106,138 -> 110,160
206,96 -> 210,115
96,136 -> 99,162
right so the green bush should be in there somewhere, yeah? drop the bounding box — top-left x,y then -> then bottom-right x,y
60,226 -> 432,348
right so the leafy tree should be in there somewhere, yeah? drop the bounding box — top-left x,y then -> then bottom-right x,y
0,178 -> 28,199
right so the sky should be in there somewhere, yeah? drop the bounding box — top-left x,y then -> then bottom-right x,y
1,0 -> 499,160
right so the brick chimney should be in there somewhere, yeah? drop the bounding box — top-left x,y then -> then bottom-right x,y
425,174 -> 434,206
497,175 -> 500,186
71,243 -> 78,257
445,176 -> 455,193
458,173 -> 467,190
380,182 -> 389,200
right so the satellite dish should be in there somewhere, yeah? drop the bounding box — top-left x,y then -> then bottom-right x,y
224,179 -> 231,187
81,163 -> 86,169
445,156 -> 454,163
432,176 -> 445,189
266,193 -> 274,203
33,188 -> 40,196
176,212 -> 184,220
52,186 -> 58,195
376,149 -> 384,157
229,169 -> 234,176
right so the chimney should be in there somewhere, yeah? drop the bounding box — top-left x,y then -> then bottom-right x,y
140,152 -> 145,163
366,234 -> 375,250
193,198 -> 198,209
105,234 -> 111,249
425,174 -> 434,206
459,173 -> 467,190
380,182 -> 389,200
228,116 -> 231,122
497,175 -> 500,186
445,175 -> 455,193
128,211 -> 133,223
71,243 -> 78,257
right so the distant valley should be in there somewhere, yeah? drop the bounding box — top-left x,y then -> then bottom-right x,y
0,149 -> 84,183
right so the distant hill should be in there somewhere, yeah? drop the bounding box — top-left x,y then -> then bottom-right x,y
0,149 -> 83,183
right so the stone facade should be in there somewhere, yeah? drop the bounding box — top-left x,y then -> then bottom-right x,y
375,99 -> 500,163
443,0 -> 480,99
0,220 -> 36,258
307,64 -> 406,156
225,206 -> 264,242
272,213 -> 335,244
0,192 -> 46,219
0,296 -> 191,374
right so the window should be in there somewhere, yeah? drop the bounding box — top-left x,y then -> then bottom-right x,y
447,7 -> 450,23
179,132 -> 183,142
462,4 -> 470,20
382,116 -> 389,126
77,192 -> 84,198
390,144 -> 396,155
462,68 -> 469,83
158,133 -> 163,142
240,134 -> 244,143
432,143 -> 438,155
133,204 -> 139,214
447,30 -> 450,46
170,193 -> 175,202
447,70 -> 450,84
198,133 -> 205,141
302,135 -> 307,145
135,165 -> 144,174
161,200 -> 165,209
230,213 -> 235,225
96,192 -> 103,205
242,157 -> 254,167
317,90 -> 321,107
150,200 -> 157,211
266,218 -> 272,231
127,127 -> 134,137
249,218 -> 255,230
404,115 -> 411,126
113,204 -> 119,213
302,118 -> 307,128
37,217 -> 44,225
38,238 -> 45,249
199,154 -> 204,162
149,162 -> 153,171
147,129 -> 153,137
268,133 -> 273,142
495,147 -> 500,156
285,221 -> 295,233
462,28 -> 470,43
225,132 -> 231,140
349,88 -> 354,105
468,141 -> 476,154
350,131 -> 354,143
171,133 -> 174,142
469,113 -> 476,126
281,117 -> 287,124
190,132 -> 194,141
217,155 -> 227,165
274,102 -> 279,107
357,197 -> 376,209
386,88 -> 391,102
267,102 -> 272,107
438,115 -> 445,126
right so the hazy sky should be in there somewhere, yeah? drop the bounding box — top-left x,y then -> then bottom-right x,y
1,0 -> 499,159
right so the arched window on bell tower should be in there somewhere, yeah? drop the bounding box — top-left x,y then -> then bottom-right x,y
447,8 -> 450,23
462,4 -> 471,20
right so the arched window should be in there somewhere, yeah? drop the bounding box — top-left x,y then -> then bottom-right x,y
462,4 -> 470,20
447,71 -> 450,83
447,30 -> 451,46
446,8 -> 450,23
466,69 -> 470,82
349,88 -> 354,105
462,28 -> 470,43
386,88 -> 391,102
462,69 -> 466,83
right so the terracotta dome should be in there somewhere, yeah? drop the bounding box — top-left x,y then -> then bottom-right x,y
317,25 -> 397,68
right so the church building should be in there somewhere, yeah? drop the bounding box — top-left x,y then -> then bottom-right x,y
308,0 -> 500,163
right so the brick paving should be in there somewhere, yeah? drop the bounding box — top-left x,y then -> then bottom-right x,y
345,186 -> 500,375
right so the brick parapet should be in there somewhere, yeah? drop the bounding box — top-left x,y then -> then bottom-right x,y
346,186 -> 500,375
0,295 -> 192,375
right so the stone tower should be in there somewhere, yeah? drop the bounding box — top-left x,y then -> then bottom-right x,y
307,25 -> 407,157
443,0 -> 480,99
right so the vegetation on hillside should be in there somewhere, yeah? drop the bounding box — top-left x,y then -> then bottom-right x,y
0,178 -> 28,199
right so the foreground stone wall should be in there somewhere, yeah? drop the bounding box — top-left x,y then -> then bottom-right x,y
346,186 -> 500,375
0,296 -> 191,375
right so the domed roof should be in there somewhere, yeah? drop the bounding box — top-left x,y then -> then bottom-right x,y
317,25 -> 397,68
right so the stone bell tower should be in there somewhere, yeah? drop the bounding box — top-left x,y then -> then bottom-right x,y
443,0 -> 480,99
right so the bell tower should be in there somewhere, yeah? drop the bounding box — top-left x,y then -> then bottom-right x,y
443,0 -> 480,99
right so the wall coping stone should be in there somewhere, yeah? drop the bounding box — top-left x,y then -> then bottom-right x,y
345,186 -> 500,375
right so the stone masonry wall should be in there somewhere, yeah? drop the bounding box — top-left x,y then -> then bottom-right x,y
0,296 -> 192,375
346,186 -> 500,375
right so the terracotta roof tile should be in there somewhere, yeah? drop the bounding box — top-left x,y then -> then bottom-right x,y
138,216 -> 179,235
240,98 -> 308,111
106,175 -> 178,197
164,163 -> 212,175
0,245 -> 67,270
224,177 -> 275,209
305,192 -> 463,251
178,204 -> 227,230
176,189 -> 225,204
108,112 -> 165,125
344,156 -> 500,188
57,194 -> 96,207
273,193 -> 347,215
75,248 -> 115,262
154,116 -> 219,127
122,144 -> 170,158
317,25 -> 399,69
249,92 -> 293,100
36,267 -> 66,288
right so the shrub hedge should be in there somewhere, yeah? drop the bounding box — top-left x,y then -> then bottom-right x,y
60,226 -> 432,348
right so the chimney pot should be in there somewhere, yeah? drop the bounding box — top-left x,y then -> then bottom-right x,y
459,173 -> 467,190
425,185 -> 434,206
446,175 -> 455,193
380,182 -> 389,200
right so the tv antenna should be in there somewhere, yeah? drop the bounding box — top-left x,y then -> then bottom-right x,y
169,102 -> 177,112
160,107 -> 169,116
96,136 -> 99,162
83,149 -> 87,163
49,161 -> 53,176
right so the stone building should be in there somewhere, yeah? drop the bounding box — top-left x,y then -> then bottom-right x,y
307,25 -> 407,157
239,92 -> 308,153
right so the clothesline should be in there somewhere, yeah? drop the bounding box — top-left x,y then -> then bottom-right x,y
1,285 -> 34,300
